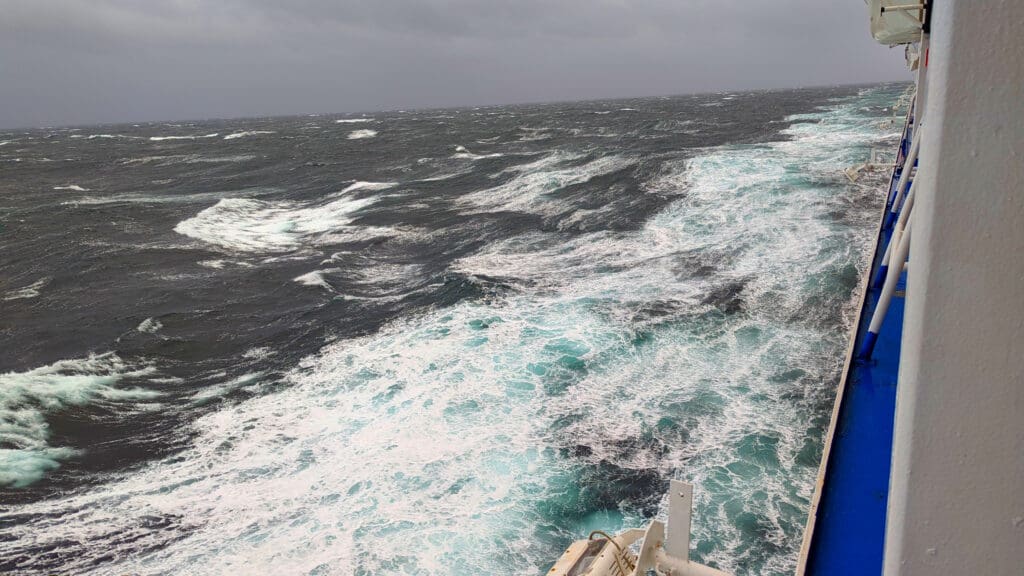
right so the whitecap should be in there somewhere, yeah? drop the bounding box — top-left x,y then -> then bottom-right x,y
293,269 -> 337,291
149,133 -> 219,141
460,152 -> 633,216
515,127 -> 553,142
347,129 -> 378,140
451,145 -> 504,160
183,154 -> 257,164
341,181 -> 397,194
242,347 -> 274,360
0,353 -> 159,487
174,194 -> 384,253
53,184 -> 89,192
137,318 -> 163,334
191,372 -> 263,404
335,118 -> 373,124
3,278 -> 48,301
223,131 -> 275,140
197,259 -> 255,269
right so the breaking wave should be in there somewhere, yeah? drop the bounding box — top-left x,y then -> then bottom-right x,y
223,131 -> 275,140
0,353 -> 159,488
341,181 -> 397,193
460,152 -> 633,216
452,145 -> 504,160
174,194 -> 385,253
3,278 -> 49,301
149,133 -> 219,142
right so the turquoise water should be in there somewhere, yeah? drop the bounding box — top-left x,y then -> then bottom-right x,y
1,85 -> 905,575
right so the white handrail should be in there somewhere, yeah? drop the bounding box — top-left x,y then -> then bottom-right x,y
861,219 -> 913,358
890,129 -> 921,214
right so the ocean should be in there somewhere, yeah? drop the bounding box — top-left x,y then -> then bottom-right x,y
1,83 -> 905,575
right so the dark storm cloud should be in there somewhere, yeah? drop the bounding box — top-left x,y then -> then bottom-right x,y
0,1 -> 908,128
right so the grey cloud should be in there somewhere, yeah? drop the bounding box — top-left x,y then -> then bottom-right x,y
0,0 -> 909,129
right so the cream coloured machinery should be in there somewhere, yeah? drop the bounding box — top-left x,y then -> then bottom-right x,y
547,481 -> 730,576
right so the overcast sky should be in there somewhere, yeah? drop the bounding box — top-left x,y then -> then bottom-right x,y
0,0 -> 909,129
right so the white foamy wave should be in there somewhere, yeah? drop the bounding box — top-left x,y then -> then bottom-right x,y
0,353 -> 159,487
174,194 -> 383,253
149,133 -> 219,142
293,269 -> 337,291
184,154 -> 258,164
53,184 -> 89,192
137,318 -> 163,334
120,154 -> 183,165
223,131 -> 275,140
198,259 -> 255,270
3,278 -> 49,301
335,118 -> 373,124
516,127 -> 552,142
451,145 -> 504,160
242,347 -> 274,360
0,264 -> 848,573
121,154 -> 255,166
347,129 -> 378,140
341,181 -> 397,193
0,298 -> 657,572
460,153 -> 633,216
191,372 -> 263,404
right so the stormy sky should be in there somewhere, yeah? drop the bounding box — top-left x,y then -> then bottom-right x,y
0,1 -> 909,129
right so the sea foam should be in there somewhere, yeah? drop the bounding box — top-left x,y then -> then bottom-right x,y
460,152 -> 633,216
452,145 -> 504,160
0,353 -> 159,487
174,194 -> 383,253
149,133 -> 219,141
223,131 -> 275,140
347,129 -> 378,140
3,278 -> 48,301
341,181 -> 397,193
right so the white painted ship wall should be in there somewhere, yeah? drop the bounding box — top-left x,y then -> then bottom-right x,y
884,0 -> 1024,574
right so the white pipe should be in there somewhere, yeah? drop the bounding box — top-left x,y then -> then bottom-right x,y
869,220 -> 913,336
880,235 -> 894,273
891,131 -> 921,212
890,179 -> 918,257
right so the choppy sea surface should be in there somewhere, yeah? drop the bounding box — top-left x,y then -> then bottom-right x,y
1,84 -> 905,575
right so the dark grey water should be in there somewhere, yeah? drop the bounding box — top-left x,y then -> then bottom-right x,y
0,84 -> 904,575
